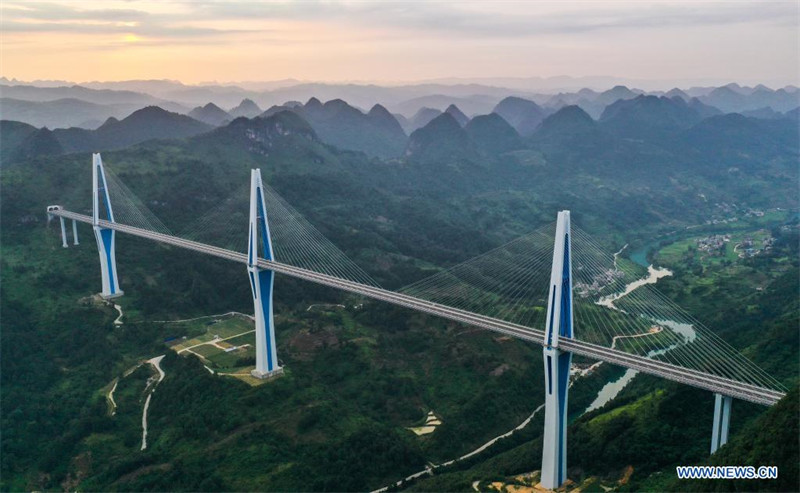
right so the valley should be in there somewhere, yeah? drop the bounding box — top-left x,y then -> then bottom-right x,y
4,2 -> 799,490
1,79 -> 797,492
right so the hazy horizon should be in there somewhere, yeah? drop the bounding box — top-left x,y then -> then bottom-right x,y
2,1 -> 798,89
2,74 -> 798,93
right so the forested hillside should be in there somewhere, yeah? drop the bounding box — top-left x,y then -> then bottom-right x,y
1,98 -> 797,491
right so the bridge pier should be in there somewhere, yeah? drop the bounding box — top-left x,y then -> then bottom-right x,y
59,216 -> 69,248
72,219 -> 79,245
92,153 -> 123,299
541,211 -> 574,490
710,393 -> 732,453
247,169 -> 283,380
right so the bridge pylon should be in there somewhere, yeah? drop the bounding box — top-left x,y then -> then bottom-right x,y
247,169 -> 283,380
92,153 -> 123,299
540,210 -> 574,490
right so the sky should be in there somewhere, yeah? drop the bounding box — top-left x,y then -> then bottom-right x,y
1,1 -> 798,88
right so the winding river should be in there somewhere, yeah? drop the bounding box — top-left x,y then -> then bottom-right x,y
583,264 -> 697,414
370,257 -> 700,491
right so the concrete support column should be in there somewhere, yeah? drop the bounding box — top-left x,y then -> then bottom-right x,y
72,219 -> 79,245
59,217 -> 68,248
711,393 -> 732,454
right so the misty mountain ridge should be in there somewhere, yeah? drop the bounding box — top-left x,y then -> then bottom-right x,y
262,97 -> 407,158
188,102 -> 231,126
38,106 -> 212,154
598,95 -> 705,141
405,112 -> 477,164
492,96 -> 548,137
0,97 -> 186,130
206,110 -> 322,163
407,107 -> 442,132
464,113 -> 523,155
444,104 -> 469,126
229,98 -> 263,119
0,120 -> 63,165
5,87 -> 797,174
2,80 -> 798,132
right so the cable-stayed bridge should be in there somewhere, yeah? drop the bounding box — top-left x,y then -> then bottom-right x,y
47,154 -> 787,490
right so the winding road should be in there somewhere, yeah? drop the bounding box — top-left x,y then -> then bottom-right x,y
141,355 -> 165,451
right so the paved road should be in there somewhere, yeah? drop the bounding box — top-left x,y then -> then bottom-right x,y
141,355 -> 166,451
52,210 -> 785,406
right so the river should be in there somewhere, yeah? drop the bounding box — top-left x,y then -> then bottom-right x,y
371,259 -> 697,491
583,264 -> 697,414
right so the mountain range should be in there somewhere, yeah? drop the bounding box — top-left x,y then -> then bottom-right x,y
33,106 -> 211,156
262,98 -> 407,158
2,80 -> 797,132
3,88 -> 797,170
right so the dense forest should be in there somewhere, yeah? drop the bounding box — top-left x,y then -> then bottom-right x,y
1,100 -> 798,491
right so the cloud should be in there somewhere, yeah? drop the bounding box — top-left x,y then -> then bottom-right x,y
2,1 -> 796,42
170,1 -> 800,37
0,1 -> 255,40
2,0 -> 796,86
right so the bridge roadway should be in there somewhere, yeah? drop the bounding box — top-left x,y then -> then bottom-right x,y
53,209 -> 785,406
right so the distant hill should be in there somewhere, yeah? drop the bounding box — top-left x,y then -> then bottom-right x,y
405,112 -> 476,164
262,98 -> 407,158
390,94 -> 500,119
492,96 -> 547,137
195,111 -> 359,176
700,86 -> 800,113
188,102 -> 231,126
209,110 -> 318,147
0,83 -> 161,105
740,106 -> 784,119
15,128 -> 64,163
0,120 -> 64,165
529,105 -> 622,169
533,105 -> 598,139
664,88 -> 690,101
367,104 -> 407,137
0,120 -> 37,160
544,85 -> 643,119
596,85 -> 641,105
392,112 -> 411,132
0,97 -> 151,129
408,107 -> 442,132
464,113 -> 522,155
680,113 -> 800,166
687,97 -> 723,119
228,98 -> 262,119
50,106 -> 212,153
598,95 -> 703,141
444,104 -> 469,127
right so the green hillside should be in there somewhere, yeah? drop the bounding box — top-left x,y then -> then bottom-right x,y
1,101 -> 797,490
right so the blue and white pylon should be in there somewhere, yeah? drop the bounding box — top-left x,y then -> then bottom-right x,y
541,210 -> 574,490
247,169 -> 283,379
92,153 -> 123,299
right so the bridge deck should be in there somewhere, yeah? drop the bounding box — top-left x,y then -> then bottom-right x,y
52,209 -> 785,406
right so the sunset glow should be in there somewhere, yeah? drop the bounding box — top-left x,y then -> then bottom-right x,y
1,1 -> 798,86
